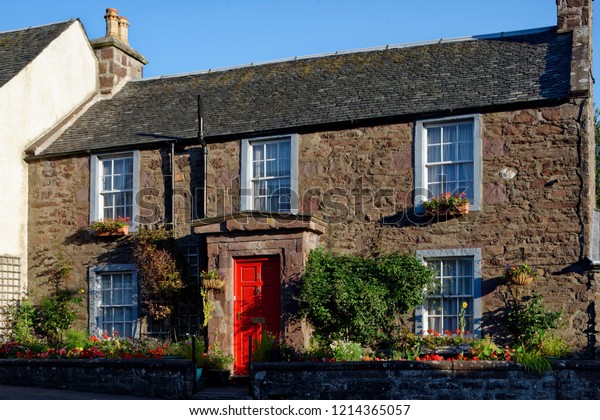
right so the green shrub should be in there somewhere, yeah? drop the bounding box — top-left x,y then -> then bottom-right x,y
507,295 -> 562,350
298,248 -> 434,346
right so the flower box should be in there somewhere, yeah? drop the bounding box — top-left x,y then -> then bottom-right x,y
93,225 -> 129,237
426,203 -> 469,217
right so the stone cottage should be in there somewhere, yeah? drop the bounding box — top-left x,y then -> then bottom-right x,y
20,0 -> 600,374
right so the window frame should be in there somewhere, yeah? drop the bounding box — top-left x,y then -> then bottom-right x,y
415,248 -> 482,336
414,115 -> 482,211
88,264 -> 139,339
240,134 -> 299,213
90,151 -> 140,231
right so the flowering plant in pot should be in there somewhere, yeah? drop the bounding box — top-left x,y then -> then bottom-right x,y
201,268 -> 226,290
423,192 -> 469,216
89,216 -> 130,236
504,263 -> 537,285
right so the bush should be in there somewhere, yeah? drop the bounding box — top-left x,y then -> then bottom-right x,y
298,248 -> 434,346
507,295 -> 562,350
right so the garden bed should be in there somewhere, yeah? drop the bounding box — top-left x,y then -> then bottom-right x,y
0,357 -> 194,399
250,359 -> 600,400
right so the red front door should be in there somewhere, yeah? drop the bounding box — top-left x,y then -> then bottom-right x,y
234,256 -> 280,375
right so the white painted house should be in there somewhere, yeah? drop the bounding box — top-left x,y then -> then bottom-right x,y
0,20 -> 99,336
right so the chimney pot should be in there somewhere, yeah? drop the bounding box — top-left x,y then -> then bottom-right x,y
118,16 -> 130,45
104,8 -> 119,38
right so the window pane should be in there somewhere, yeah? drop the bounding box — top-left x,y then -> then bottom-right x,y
103,161 -> 112,176
253,144 -> 264,161
125,158 -> 134,174
458,123 -> 474,142
253,162 -> 263,178
443,125 -> 457,144
427,145 -> 442,163
427,127 -> 441,145
103,176 -> 112,192
266,143 -> 278,159
124,174 -> 133,189
114,159 -> 124,175
113,175 -> 124,190
266,159 -> 277,177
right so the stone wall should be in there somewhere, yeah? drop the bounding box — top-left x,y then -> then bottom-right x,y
0,358 -> 193,399
27,99 -> 599,355
27,146 -> 203,332
202,101 -> 598,355
251,360 -> 600,400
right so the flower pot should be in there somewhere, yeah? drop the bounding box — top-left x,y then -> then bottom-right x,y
426,203 -> 469,217
508,273 -> 535,285
202,278 -> 225,290
93,225 -> 129,237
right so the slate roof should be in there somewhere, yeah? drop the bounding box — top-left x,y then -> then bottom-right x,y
0,20 -> 75,89
39,26 -> 572,157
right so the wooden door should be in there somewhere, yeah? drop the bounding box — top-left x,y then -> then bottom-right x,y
233,256 -> 280,375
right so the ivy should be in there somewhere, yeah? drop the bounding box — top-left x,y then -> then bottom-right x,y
298,248 -> 434,346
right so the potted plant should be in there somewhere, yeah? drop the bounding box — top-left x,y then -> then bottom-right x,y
89,216 -> 130,237
504,263 -> 537,285
202,342 -> 234,386
201,268 -> 225,290
423,192 -> 469,217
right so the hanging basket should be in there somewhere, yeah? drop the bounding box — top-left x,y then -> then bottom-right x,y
508,273 -> 535,286
202,278 -> 225,290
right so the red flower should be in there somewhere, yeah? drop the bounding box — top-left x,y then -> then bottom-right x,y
454,329 -> 460,334
90,335 -> 98,342
433,331 -> 440,337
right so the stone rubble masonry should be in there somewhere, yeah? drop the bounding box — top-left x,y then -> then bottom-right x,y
0,358 -> 194,399
27,147 -> 202,332
27,100 -> 599,355
203,102 -> 597,355
251,360 -> 600,399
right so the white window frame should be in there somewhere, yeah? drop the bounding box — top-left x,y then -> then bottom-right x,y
90,151 -> 140,230
240,134 -> 299,213
89,264 -> 139,339
414,115 -> 482,211
415,248 -> 482,336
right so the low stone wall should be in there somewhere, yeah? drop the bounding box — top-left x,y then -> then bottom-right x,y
0,358 -> 194,399
251,360 -> 600,400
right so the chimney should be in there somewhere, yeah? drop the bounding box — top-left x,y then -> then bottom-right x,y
555,0 -> 592,97
556,0 -> 591,33
92,8 -> 148,95
118,16 -> 129,45
105,8 -> 119,38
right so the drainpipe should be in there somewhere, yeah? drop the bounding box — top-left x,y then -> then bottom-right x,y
197,95 -> 207,218
171,141 -> 176,231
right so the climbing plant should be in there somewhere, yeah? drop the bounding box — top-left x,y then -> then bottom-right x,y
133,228 -> 184,320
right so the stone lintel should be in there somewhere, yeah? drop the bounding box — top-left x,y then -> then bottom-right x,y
193,212 -> 327,235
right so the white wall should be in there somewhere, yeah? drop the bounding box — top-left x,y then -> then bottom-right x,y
0,20 -> 98,292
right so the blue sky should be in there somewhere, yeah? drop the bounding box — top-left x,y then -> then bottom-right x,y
1,0 -> 597,96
